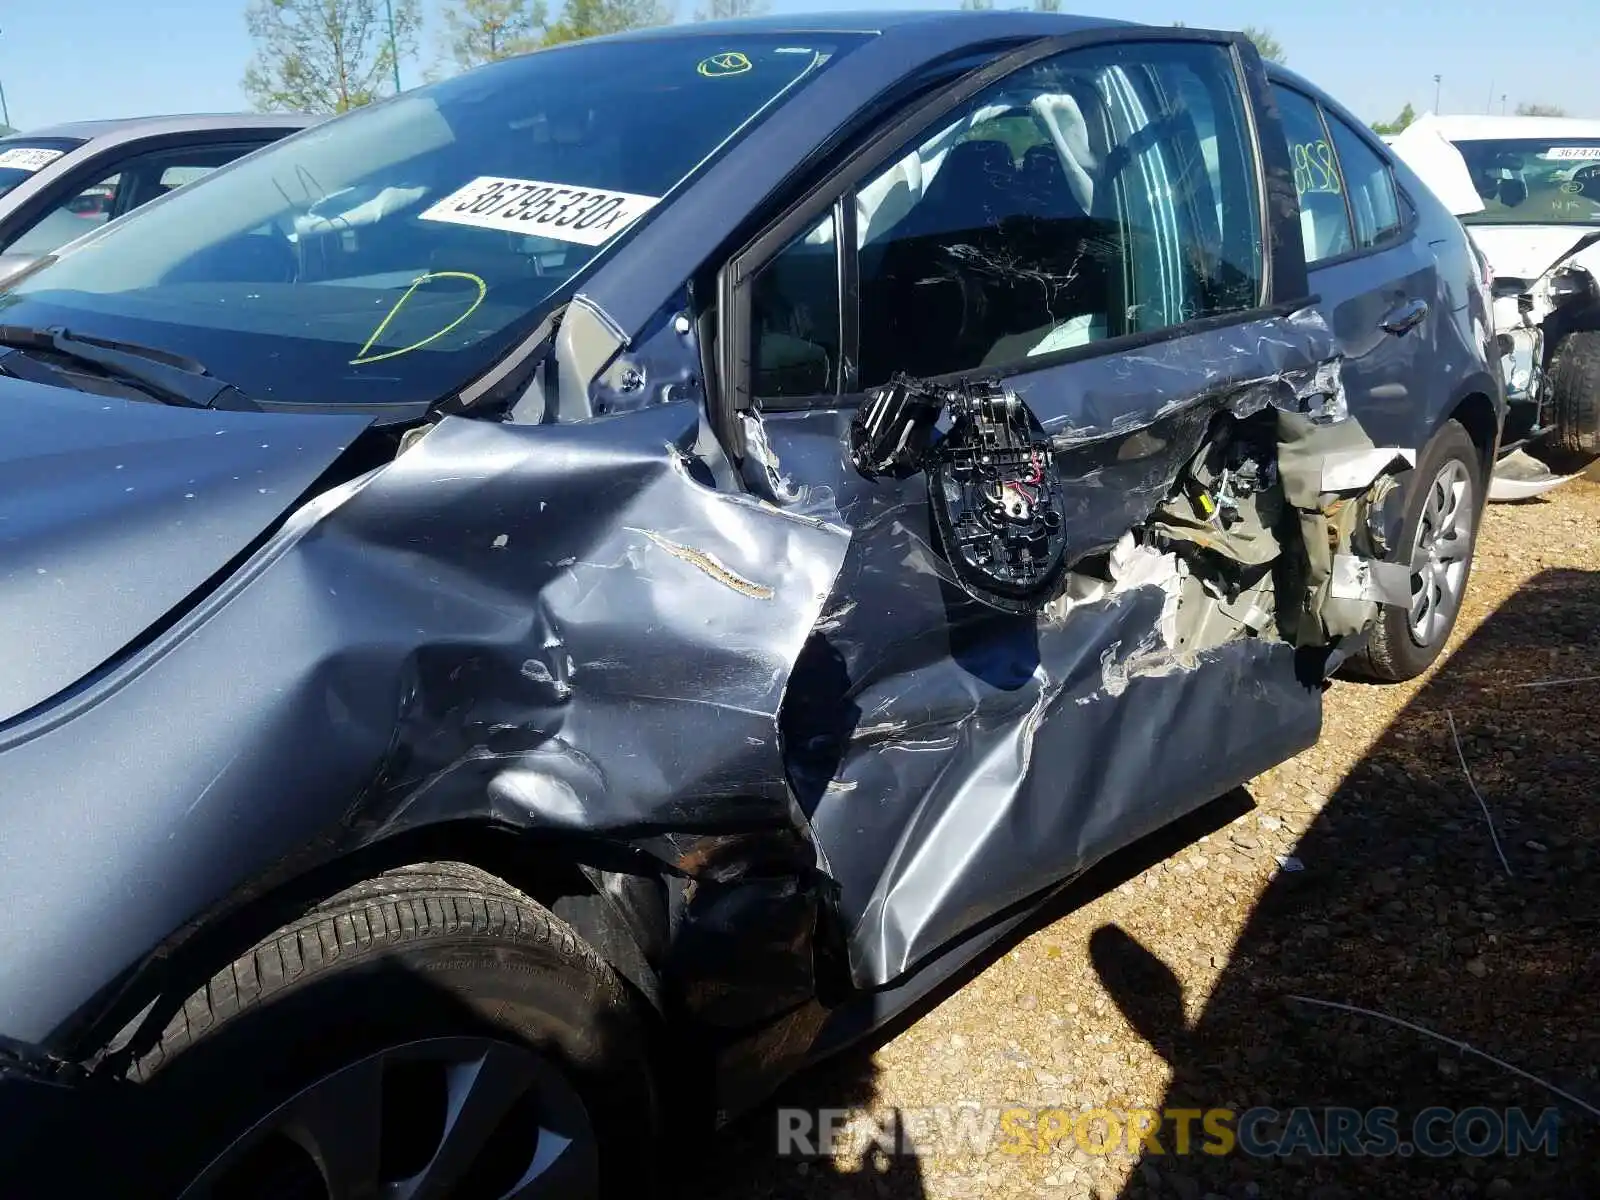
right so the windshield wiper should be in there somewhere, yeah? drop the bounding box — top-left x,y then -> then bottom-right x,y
0,325 -> 255,409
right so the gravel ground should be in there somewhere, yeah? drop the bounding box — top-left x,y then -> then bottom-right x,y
704,472 -> 1600,1200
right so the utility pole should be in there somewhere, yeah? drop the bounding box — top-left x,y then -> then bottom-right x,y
1486,77 -> 1494,114
1433,74 -> 1442,114
384,0 -> 402,94
1501,93 -> 1508,115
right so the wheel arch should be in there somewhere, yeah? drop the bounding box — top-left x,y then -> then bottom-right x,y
70,821 -> 668,1078
1443,385 -> 1503,477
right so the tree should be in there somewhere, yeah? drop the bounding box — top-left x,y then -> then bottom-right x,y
959,0 -> 995,9
243,0 -> 421,113
1240,25 -> 1285,64
1516,102 -> 1567,118
1372,103 -> 1417,136
440,0 -> 546,69
694,0 -> 768,19
1032,0 -> 1063,11
542,0 -> 673,44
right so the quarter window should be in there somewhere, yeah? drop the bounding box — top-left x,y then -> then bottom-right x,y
850,40 -> 1264,387
1272,85 -> 1353,263
1322,112 -> 1402,248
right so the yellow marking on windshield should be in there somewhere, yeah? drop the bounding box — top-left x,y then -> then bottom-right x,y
349,270 -> 488,365
697,51 -> 752,78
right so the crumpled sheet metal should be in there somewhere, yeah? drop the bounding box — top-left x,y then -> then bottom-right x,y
798,584 -> 1322,986
759,307 -> 1391,989
1006,308 -> 1347,571
327,403 -> 852,838
0,400 -> 849,1043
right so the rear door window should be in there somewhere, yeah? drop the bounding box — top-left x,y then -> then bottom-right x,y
1272,85 -> 1353,263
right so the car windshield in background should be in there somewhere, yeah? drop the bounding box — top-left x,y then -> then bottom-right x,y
1451,137 -> 1600,226
0,138 -> 83,199
0,36 -> 856,409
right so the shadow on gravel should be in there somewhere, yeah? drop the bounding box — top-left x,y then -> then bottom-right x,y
700,791 -> 1258,1199
1094,568 -> 1600,1200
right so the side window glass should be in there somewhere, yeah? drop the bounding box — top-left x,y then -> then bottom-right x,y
750,210 -> 841,400
853,40 -> 1263,388
7,173 -> 121,257
1272,85 -> 1353,263
1322,113 -> 1402,248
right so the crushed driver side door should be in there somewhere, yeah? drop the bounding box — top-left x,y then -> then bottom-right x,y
721,30 -> 1415,988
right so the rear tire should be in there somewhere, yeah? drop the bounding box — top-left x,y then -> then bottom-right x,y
1548,328 -> 1600,462
1351,420 -> 1484,682
122,863 -> 657,1200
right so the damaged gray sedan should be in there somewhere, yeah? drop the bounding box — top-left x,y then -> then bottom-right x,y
0,12 -> 1500,1198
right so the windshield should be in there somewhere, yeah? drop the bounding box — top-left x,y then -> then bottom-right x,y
1452,137 -> 1600,226
0,138 -> 83,200
0,37 -> 854,409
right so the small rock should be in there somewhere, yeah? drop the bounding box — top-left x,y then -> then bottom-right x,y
1526,840 -> 1549,852
1258,815 -> 1283,832
1169,1174 -> 1202,1200
1466,957 -> 1489,978
1485,1179 -> 1513,1199
1231,831 -> 1261,850
1439,1055 -> 1460,1079
1141,1162 -> 1162,1189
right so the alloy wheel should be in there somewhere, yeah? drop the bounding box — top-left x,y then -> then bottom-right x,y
179,1036 -> 599,1200
1407,459 -> 1475,647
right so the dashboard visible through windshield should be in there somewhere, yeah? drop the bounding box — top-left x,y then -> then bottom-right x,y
1452,137 -> 1600,227
0,36 -> 856,409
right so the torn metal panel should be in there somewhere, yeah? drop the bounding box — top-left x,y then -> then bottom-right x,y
0,400 -> 848,1044
759,306 -> 1414,989
798,595 -> 1321,985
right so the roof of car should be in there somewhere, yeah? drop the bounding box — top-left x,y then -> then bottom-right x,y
1415,113 -> 1600,141
12,113 -> 315,143
598,9 -> 1131,42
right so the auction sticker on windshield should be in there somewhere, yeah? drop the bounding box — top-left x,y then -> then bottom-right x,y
0,147 -> 65,172
1541,147 -> 1600,160
419,176 -> 660,247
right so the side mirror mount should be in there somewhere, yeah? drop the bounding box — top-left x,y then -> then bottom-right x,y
851,375 -> 1067,613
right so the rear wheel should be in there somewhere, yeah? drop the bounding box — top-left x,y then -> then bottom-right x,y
1353,420 -> 1483,682
1548,328 -> 1600,463
124,864 -> 657,1200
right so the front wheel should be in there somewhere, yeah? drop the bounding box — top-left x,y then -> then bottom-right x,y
1351,420 -> 1484,682
121,864 -> 658,1200
1549,328 -> 1600,463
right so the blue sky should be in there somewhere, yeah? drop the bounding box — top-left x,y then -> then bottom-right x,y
1,0 -> 1593,130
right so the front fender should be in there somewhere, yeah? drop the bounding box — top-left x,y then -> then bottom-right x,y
0,401 -> 848,1051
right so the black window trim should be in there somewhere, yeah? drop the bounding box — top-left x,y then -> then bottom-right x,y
1278,83 -> 1415,272
720,27 -> 1302,417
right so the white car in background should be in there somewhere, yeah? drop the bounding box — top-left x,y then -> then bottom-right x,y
1391,114 -> 1600,498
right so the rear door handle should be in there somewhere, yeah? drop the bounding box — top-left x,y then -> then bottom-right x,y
1380,299 -> 1428,336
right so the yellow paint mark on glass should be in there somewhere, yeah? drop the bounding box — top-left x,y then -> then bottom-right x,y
350,270 -> 488,365
697,51 -> 752,78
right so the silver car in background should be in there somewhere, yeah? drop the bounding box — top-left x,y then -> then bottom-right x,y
0,114 -> 313,287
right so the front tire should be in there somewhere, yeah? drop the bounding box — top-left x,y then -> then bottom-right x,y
1352,420 -> 1484,682
1549,328 -> 1600,462
123,863 -> 657,1200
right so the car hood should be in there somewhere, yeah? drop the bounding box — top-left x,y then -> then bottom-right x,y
1464,224 -> 1600,284
0,375 -> 372,724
